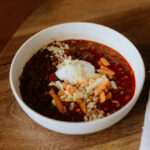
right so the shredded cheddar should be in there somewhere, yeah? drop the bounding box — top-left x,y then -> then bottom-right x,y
75,108 -> 81,112
94,78 -> 110,93
106,92 -> 112,100
97,68 -> 115,76
89,79 -> 95,86
79,102 -> 87,113
100,91 -> 106,103
58,90 -> 65,96
101,65 -> 110,70
67,85 -> 76,96
98,60 -> 103,66
77,77 -> 87,85
49,89 -> 65,113
100,58 -> 110,66
62,82 -> 69,89
73,99 -> 82,103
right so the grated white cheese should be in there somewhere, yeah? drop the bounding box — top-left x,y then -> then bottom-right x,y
110,80 -> 118,89
84,115 -> 88,121
47,46 -> 62,54
65,97 -> 73,102
94,90 -> 99,96
52,99 -> 56,106
73,92 -> 85,99
69,102 -> 75,111
49,82 -> 60,89
85,73 -> 100,78
55,81 -> 63,90
64,90 -> 73,99
87,102 -> 95,109
60,95 -> 67,99
93,96 -> 99,101
112,100 -> 120,107
49,81 -> 63,90
47,41 -> 70,63
86,75 -> 106,92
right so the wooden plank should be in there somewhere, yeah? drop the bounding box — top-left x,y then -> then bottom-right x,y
84,133 -> 141,150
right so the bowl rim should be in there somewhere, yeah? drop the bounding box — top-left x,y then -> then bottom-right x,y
9,22 -> 145,126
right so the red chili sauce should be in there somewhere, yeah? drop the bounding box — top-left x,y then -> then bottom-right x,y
19,40 -> 135,122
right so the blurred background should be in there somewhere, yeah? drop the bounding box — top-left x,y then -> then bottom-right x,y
1,0 -> 150,69
0,0 -> 43,53
1,0 -> 150,56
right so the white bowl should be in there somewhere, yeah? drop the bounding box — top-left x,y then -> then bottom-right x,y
9,22 -> 145,135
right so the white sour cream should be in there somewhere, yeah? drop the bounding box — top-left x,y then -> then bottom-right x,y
55,60 -> 95,84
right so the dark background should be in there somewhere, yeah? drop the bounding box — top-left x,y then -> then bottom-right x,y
0,0 -> 43,53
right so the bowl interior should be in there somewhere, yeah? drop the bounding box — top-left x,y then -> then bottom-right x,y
11,23 -> 144,104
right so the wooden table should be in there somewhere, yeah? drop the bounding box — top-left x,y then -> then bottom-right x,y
0,0 -> 150,149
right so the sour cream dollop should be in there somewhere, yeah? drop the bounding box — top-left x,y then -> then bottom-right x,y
55,59 -> 95,84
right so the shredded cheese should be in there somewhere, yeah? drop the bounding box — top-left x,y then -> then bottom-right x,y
111,80 -> 118,89
86,75 -> 106,92
73,92 -> 85,99
47,43 -> 119,121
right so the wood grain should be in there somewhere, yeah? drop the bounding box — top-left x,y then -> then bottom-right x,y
0,0 -> 150,149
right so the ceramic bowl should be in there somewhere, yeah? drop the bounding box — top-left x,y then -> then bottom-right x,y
9,22 -> 145,134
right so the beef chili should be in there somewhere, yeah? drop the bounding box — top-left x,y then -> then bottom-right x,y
19,40 -> 135,122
